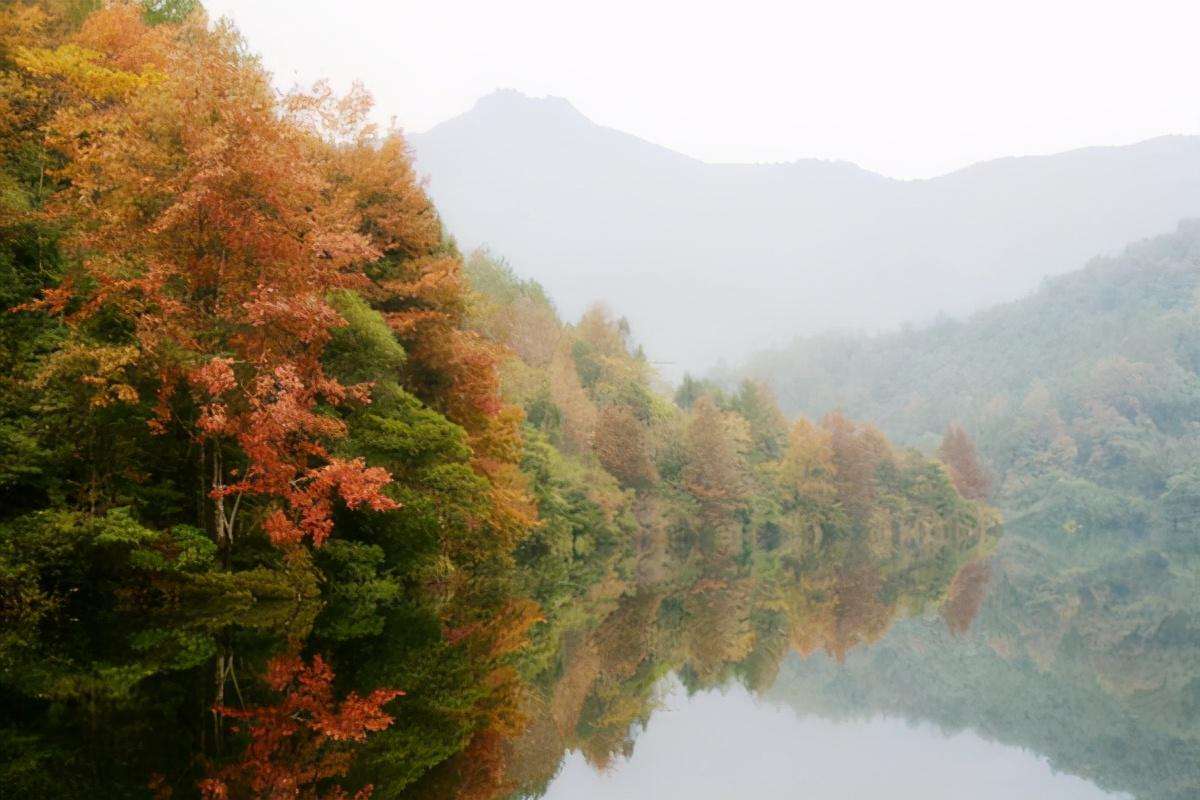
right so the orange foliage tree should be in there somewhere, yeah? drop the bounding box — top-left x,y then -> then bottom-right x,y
823,412 -> 892,525
938,424 -> 991,501
593,403 -> 658,489
26,4 -> 397,549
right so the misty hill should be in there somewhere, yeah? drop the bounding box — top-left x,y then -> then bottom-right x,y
736,221 -> 1200,543
409,90 -> 1200,372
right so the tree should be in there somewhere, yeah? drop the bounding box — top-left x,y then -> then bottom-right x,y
823,411 -> 891,524
731,380 -> 788,461
673,374 -> 724,410
592,403 -> 657,489
1159,467 -> 1200,533
22,5 -> 398,549
682,396 -> 748,538
778,417 -> 836,506
938,424 -> 990,501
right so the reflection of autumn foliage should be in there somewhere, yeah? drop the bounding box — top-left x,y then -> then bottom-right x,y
201,655 -> 402,800
682,578 -> 755,682
826,565 -> 891,662
941,560 -> 993,635
403,728 -> 507,800
461,245 -> 1001,798
593,591 -> 662,680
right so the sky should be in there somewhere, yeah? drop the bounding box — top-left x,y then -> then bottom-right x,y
540,679 -> 1130,800
200,0 -> 1200,179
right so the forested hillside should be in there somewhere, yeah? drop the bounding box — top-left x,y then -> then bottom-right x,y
410,89 -> 1200,371
0,3 -> 994,799
737,221 -> 1200,546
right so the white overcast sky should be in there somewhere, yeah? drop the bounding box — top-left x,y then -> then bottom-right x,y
202,0 -> 1200,179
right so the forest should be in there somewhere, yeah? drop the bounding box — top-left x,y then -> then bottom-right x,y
736,221 -> 1200,550
0,3 -> 998,799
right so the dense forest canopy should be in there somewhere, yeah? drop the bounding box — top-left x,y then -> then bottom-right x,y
0,3 -> 996,799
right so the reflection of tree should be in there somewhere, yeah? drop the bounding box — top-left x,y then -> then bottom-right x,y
498,479 -> 998,796
941,560 -> 992,636
201,655 -> 402,800
681,578 -> 755,685
770,519 -> 1200,800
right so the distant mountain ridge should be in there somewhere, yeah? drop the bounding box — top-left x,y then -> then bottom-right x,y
409,90 -> 1200,372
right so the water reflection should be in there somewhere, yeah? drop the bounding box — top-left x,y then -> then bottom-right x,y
523,517 -> 1200,800
10,471 -> 1197,798
501,492 -> 999,796
543,679 -> 1128,800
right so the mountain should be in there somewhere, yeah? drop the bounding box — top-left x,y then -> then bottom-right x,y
734,221 -> 1200,545
409,90 -> 1200,372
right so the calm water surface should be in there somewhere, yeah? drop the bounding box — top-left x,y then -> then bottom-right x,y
544,678 -> 1128,800
522,520 -> 1200,800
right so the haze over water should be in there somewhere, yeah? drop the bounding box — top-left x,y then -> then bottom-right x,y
544,681 -> 1127,800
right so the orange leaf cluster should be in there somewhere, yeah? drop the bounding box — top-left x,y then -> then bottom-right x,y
201,654 -> 402,800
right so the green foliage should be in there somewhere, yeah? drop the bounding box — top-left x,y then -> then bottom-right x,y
737,221 -> 1200,547
326,290 -> 408,384
141,0 -> 198,24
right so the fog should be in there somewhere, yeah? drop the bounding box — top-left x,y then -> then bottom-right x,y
409,91 -> 1200,373
6,4 -> 1200,800
204,0 -> 1200,180
200,0 -> 1200,374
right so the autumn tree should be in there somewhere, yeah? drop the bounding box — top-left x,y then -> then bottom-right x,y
547,344 -> 598,454
778,417 -> 837,507
822,412 -> 892,525
938,424 -> 991,501
682,396 -> 749,542
20,4 -> 398,550
592,403 -> 658,489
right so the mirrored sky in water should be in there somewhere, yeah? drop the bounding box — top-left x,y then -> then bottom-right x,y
543,678 -> 1129,800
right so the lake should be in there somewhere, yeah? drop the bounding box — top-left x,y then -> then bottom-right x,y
519,518 -> 1199,800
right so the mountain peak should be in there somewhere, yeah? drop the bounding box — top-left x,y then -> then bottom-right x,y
466,88 -> 588,123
